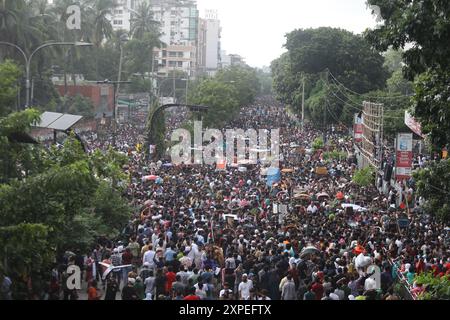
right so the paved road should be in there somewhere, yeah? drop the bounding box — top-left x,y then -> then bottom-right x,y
72,279 -> 123,300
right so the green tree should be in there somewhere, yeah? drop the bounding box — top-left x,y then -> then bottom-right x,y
84,0 -> 117,47
365,0 -> 450,150
256,69 -> 273,96
0,108 -> 42,182
0,109 -> 132,297
130,1 -> 160,40
215,65 -> 260,107
188,79 -> 239,128
0,60 -> 21,116
352,167 -> 375,187
413,159 -> 450,221
285,27 -> 388,94
272,27 -> 389,126
61,94 -> 95,117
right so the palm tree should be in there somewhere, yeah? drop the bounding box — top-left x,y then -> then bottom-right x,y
84,0 -> 118,47
0,0 -> 45,55
82,0 -> 118,79
130,1 -> 160,40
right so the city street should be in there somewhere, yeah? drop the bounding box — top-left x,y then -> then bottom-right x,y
0,0 -> 449,304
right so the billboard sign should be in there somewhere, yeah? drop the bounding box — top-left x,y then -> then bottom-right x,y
354,113 -> 363,143
405,111 -> 424,138
396,133 -> 413,180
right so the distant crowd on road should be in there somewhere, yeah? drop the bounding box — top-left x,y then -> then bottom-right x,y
4,96 -> 447,301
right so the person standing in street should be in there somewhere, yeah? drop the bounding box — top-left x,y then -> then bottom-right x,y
104,276 -> 119,300
0,272 -> 12,300
122,278 -> 138,300
87,280 -> 102,300
281,275 -> 297,300
238,274 -> 253,300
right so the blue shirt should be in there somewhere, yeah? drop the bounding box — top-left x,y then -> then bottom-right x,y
165,248 -> 177,262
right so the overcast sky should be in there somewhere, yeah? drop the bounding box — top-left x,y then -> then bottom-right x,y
196,0 -> 378,68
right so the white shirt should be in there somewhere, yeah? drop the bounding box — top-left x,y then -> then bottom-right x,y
142,250 -> 156,267
194,283 -> 208,299
307,204 -> 318,214
144,276 -> 155,294
238,280 -> 253,300
219,289 -> 233,298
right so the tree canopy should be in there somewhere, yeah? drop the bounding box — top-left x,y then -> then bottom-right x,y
272,27 -> 389,127
0,108 -> 132,297
365,0 -> 450,150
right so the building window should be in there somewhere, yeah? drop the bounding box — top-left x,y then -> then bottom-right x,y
113,20 -> 123,25
178,52 -> 184,58
168,51 -> 177,57
114,9 -> 123,14
168,61 -> 176,67
178,61 -> 183,67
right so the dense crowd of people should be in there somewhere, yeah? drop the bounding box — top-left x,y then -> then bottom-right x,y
28,96 -> 449,301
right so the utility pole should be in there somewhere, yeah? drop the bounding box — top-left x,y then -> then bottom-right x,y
0,41 -> 92,109
173,70 -> 176,103
301,75 -> 305,132
323,72 -> 329,144
185,74 -> 189,105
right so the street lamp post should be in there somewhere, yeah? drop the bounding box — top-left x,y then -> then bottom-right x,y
116,34 -> 129,108
0,41 -> 93,108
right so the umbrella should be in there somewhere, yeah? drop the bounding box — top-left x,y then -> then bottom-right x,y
239,199 -> 250,207
281,168 -> 294,173
336,192 -> 345,200
162,163 -> 173,167
347,220 -> 359,228
144,200 -> 154,206
341,204 -> 368,212
285,224 -> 299,231
355,253 -> 371,268
353,245 -> 366,256
317,192 -> 330,199
300,246 -> 321,257
142,175 -> 158,182
294,193 -> 310,200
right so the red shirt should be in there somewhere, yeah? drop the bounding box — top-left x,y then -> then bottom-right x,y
415,261 -> 425,274
311,282 -> 324,300
88,287 -> 99,300
166,271 -> 177,292
122,251 -> 133,265
183,295 -> 201,300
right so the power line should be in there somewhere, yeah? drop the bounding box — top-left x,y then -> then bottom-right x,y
324,82 -> 404,120
324,94 -> 346,127
326,69 -> 411,99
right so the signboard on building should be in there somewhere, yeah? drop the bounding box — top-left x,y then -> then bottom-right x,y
396,133 -> 413,180
354,113 -> 363,143
405,111 -> 424,138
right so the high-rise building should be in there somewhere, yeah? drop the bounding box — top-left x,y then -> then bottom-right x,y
105,1 -> 229,78
150,0 -> 199,78
202,10 -> 221,76
228,54 -> 246,67
220,50 -> 231,68
108,0 -> 143,32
